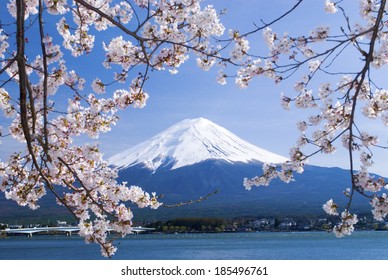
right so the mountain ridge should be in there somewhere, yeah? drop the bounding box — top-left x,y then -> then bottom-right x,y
117,160 -> 373,220
109,118 -> 374,220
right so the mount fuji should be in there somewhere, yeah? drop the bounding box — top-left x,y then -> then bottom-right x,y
108,118 -> 372,220
109,117 -> 287,171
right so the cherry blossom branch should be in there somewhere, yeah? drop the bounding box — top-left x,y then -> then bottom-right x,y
0,57 -> 17,76
247,0 -> 304,37
38,0 -> 50,156
345,0 -> 386,210
162,190 -> 219,208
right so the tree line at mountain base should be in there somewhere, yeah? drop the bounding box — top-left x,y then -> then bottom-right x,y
145,215 -> 388,234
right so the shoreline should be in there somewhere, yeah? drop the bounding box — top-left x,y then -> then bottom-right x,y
1,228 -> 386,239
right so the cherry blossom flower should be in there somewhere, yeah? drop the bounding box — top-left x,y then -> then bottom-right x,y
92,78 -> 106,94
308,60 -> 321,72
322,199 -> 339,215
324,0 -> 338,14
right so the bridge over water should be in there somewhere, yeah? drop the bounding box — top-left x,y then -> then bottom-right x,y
1,226 -> 155,237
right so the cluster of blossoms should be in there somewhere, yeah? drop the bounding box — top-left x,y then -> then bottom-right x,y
243,0 -> 388,237
0,29 -> 9,59
229,30 -> 250,63
371,193 -> 388,221
333,211 -> 358,237
0,0 -> 231,257
322,197 -> 359,238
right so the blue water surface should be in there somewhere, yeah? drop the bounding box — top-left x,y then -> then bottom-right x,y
1,231 -> 388,260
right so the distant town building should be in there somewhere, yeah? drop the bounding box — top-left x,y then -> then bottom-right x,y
28,224 -> 41,228
57,220 -> 67,226
8,224 -> 23,229
279,218 -> 297,230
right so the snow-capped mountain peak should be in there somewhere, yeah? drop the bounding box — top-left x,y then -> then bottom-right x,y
108,117 -> 287,171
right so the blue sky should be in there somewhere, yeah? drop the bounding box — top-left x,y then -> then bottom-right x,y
1,0 -> 388,177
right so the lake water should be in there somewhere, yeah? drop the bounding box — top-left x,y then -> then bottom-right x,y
1,231 -> 388,260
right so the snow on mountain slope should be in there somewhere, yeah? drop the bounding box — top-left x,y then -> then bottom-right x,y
108,117 -> 288,171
